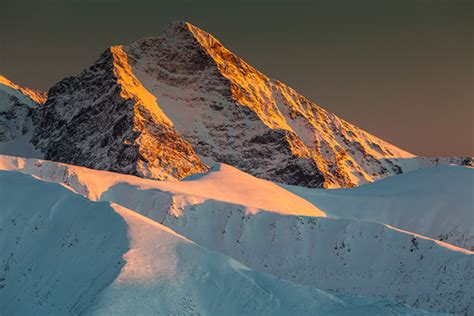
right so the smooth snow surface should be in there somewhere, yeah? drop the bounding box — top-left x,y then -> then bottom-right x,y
0,154 -> 472,314
0,171 -> 427,315
0,171 -> 128,315
284,166 -> 474,250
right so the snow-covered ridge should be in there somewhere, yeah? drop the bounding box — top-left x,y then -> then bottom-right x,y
1,171 -> 427,315
1,154 -> 472,314
284,165 -> 474,250
0,154 -> 324,217
0,75 -> 47,106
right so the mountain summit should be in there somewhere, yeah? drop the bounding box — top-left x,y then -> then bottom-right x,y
3,21 -> 469,187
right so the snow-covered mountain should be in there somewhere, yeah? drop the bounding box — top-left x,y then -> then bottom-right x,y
1,20 -> 472,316
20,21 -> 469,188
1,170 -> 427,315
0,75 -> 45,158
1,154 -> 472,314
30,48 -> 208,181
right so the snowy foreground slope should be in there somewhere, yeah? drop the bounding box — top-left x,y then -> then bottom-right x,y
284,166 -> 474,250
0,171 -> 428,315
1,154 -> 472,314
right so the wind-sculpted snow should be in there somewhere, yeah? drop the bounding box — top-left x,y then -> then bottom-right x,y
284,166 -> 474,250
1,155 -> 472,314
0,171 -> 427,315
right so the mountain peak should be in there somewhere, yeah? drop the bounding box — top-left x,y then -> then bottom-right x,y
162,20 -> 203,43
160,21 -> 225,57
23,22 -> 473,188
164,20 -> 206,36
31,42 -> 209,181
165,20 -> 192,32
119,24 -> 416,187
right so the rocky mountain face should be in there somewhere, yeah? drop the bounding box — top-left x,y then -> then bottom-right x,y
31,46 -> 207,180
121,21 -> 420,188
1,22 -> 472,187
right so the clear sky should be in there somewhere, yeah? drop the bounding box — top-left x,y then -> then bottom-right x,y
1,0 -> 472,156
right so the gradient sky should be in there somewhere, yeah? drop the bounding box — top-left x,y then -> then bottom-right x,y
1,0 -> 472,156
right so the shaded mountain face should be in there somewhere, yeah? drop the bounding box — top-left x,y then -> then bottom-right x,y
0,75 -> 45,158
5,22 -> 472,187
